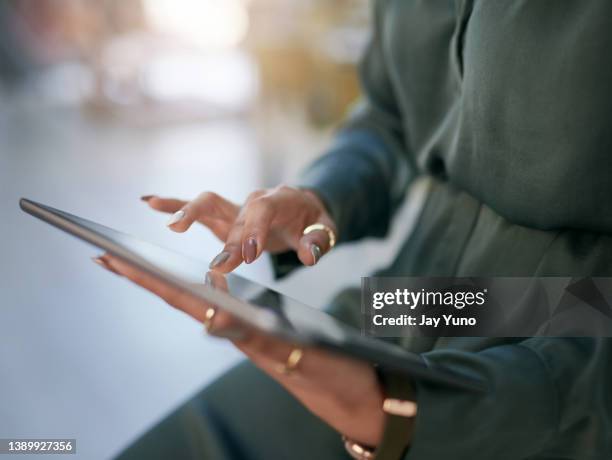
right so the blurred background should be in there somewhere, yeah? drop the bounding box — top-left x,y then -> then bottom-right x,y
0,1 -> 420,458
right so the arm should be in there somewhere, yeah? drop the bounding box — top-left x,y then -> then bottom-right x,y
139,0 -> 415,277
298,0 -> 416,243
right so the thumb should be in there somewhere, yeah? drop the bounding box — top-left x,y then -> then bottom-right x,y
296,226 -> 335,266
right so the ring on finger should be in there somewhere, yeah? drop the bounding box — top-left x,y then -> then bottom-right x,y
203,307 -> 217,333
302,223 -> 336,249
275,348 -> 304,376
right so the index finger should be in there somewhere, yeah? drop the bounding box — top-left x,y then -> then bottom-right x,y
100,254 -> 208,321
142,196 -> 187,214
98,255 -> 248,339
241,195 -> 277,264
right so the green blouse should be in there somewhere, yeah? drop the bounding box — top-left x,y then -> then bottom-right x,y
297,1 -> 612,458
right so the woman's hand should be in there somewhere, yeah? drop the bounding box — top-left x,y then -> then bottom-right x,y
94,255 -> 386,447
141,185 -> 337,272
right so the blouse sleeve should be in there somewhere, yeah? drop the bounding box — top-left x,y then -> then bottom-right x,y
296,0 -> 416,243
405,338 -> 612,459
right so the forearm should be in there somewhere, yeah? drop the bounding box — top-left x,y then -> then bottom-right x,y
269,126 -> 414,279
297,0 -> 415,244
297,124 -> 415,243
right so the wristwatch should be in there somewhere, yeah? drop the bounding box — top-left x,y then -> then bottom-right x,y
343,369 -> 417,460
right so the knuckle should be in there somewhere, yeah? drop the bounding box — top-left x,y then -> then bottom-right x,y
274,184 -> 295,195
197,191 -> 219,203
224,243 -> 241,253
212,312 -> 234,330
247,335 -> 269,354
251,195 -> 274,212
247,189 -> 266,202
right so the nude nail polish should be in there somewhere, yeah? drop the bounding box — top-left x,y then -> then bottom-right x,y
167,210 -> 185,226
91,256 -> 120,275
209,251 -> 230,269
92,256 -> 106,267
311,244 -> 322,264
243,237 -> 257,264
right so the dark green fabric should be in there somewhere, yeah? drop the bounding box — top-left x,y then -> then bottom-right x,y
300,0 -> 612,241
116,361 -> 350,460
298,1 -> 612,458
118,1 -> 612,459
320,180 -> 612,459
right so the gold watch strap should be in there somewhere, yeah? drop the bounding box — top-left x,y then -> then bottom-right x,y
374,370 -> 416,460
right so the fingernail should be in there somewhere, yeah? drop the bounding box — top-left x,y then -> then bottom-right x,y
92,256 -> 106,267
310,244 -> 321,264
243,237 -> 257,264
205,272 -> 215,287
92,256 -> 120,275
167,210 -> 185,226
140,195 -> 154,202
209,251 -> 230,269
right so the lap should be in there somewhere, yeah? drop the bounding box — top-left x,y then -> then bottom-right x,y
115,360 -> 350,460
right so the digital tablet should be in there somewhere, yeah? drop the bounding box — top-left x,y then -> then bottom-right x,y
20,198 -> 485,392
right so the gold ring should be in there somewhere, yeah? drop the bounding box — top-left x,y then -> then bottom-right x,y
302,223 -> 336,249
275,348 -> 304,376
203,307 -> 217,332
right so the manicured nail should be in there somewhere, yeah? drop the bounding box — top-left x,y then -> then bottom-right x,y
167,210 -> 185,226
311,244 -> 321,264
91,256 -> 120,275
92,256 -> 106,268
140,195 -> 154,202
209,251 -> 230,269
243,237 -> 257,264
205,272 -> 215,287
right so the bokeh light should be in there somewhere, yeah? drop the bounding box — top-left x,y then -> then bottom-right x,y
143,0 -> 249,49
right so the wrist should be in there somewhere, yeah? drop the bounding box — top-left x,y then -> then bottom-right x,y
342,369 -> 417,460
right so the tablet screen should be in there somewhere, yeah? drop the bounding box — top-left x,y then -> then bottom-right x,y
20,198 -> 485,391
20,199 -> 352,343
